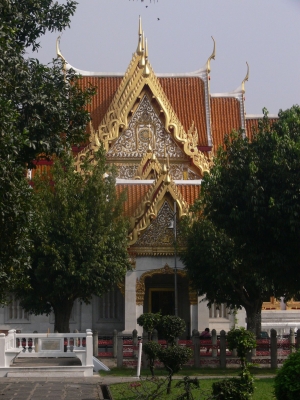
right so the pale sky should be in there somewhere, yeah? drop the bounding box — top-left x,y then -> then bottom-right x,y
30,0 -> 300,115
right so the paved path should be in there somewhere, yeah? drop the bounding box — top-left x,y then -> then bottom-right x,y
0,377 -> 103,400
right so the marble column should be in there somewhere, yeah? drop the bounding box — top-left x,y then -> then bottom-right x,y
124,270 -> 138,333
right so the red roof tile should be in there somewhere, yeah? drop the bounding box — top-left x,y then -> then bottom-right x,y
158,77 -> 208,146
178,184 -> 200,205
116,183 -> 152,217
79,76 -> 208,146
210,97 -> 242,152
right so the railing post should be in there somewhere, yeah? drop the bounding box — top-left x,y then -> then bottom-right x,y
193,330 -> 200,368
113,329 -> 118,358
296,329 -> 300,350
117,333 -> 123,368
220,330 -> 226,369
85,329 -> 93,367
270,329 -> 277,369
289,329 -> 295,353
133,329 -> 138,358
152,329 -> 158,343
142,330 -> 148,368
93,330 -> 98,357
212,329 -> 217,358
0,334 -> 5,368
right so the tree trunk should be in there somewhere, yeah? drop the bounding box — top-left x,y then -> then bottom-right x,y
53,299 -> 74,333
244,301 -> 263,338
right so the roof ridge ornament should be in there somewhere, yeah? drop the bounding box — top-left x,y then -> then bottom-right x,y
206,36 -> 216,74
56,36 -> 67,69
139,31 -> 146,68
137,16 -> 143,55
143,38 -> 150,77
241,62 -> 249,93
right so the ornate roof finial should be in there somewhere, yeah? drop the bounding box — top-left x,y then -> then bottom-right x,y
143,38 -> 150,77
139,31 -> 146,68
56,36 -> 67,66
206,36 -> 216,74
137,16 -> 143,55
241,62 -> 249,93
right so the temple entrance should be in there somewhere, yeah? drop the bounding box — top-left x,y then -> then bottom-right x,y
149,289 -> 174,316
144,273 -> 190,337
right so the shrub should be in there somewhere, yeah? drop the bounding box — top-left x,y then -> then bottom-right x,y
158,345 -> 193,394
226,327 -> 256,368
212,369 -> 254,400
137,312 -> 161,338
158,315 -> 186,345
274,350 -> 300,400
143,341 -> 162,377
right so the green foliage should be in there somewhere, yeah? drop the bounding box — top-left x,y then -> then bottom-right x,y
0,1 -> 95,301
137,312 -> 161,335
143,341 -> 162,377
159,344 -> 192,373
158,315 -> 186,345
181,106 -> 300,335
175,376 -> 200,400
212,375 -> 254,400
14,149 -> 131,332
227,328 -> 257,368
274,350 -> 300,400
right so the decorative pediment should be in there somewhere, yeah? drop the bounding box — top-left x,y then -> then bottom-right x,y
128,168 -> 189,250
106,95 -> 186,161
74,33 -> 211,176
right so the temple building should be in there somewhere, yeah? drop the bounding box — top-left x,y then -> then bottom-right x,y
1,19 -> 299,336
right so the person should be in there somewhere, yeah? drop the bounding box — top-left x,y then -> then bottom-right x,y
200,328 -> 211,353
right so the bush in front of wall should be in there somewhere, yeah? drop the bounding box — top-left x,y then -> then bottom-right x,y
158,315 -> 186,345
274,350 -> 300,400
212,368 -> 254,400
143,341 -> 162,377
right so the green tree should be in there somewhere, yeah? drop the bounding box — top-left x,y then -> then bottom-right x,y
14,149 -> 131,332
181,107 -> 300,336
0,0 -> 94,298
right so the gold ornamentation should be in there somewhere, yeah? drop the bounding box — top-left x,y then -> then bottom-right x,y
106,95 -> 185,160
136,264 -> 186,305
189,289 -> 198,305
74,47 -> 211,176
128,170 -> 189,247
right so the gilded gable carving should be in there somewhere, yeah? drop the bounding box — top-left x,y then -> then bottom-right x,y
106,95 -> 186,160
132,201 -> 183,250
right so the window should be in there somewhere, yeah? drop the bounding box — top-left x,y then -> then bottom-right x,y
5,295 -> 30,323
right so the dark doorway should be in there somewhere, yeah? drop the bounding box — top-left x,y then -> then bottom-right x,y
150,289 -> 174,316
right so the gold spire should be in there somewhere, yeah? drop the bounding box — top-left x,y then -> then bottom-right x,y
137,16 -> 143,55
139,31 -> 146,68
241,62 -> 249,93
143,38 -> 150,76
56,36 -> 67,67
206,36 -> 216,74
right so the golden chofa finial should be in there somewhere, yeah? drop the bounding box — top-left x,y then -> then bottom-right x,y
206,36 -> 216,74
137,16 -> 143,55
139,31 -> 146,68
241,62 -> 249,93
56,36 -> 67,65
143,38 -> 150,77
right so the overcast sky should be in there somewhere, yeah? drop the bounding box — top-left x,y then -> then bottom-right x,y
31,0 -> 300,115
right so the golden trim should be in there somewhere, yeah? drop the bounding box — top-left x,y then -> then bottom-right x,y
241,62 -> 249,94
206,36 -> 216,74
74,41 -> 211,176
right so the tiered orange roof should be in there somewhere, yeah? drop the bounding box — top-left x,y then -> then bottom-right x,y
210,97 -> 242,153
79,76 -> 208,146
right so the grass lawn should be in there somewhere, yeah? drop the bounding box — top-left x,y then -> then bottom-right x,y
109,377 -> 275,399
101,366 -> 277,377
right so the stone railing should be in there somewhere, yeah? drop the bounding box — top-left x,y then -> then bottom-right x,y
0,329 -> 93,374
